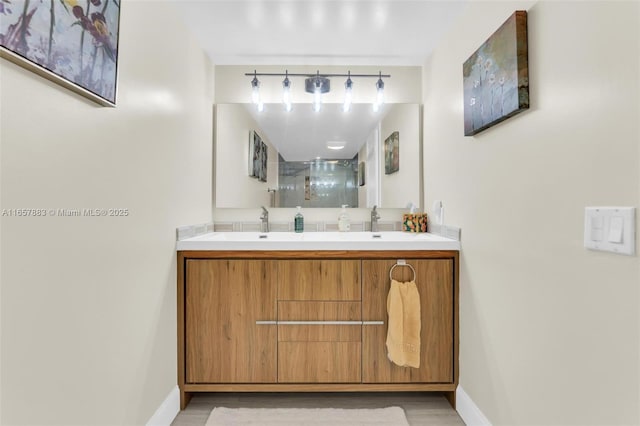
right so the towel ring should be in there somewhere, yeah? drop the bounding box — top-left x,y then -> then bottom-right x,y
389,260 -> 416,282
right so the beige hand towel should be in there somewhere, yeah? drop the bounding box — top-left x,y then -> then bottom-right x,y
386,279 -> 421,368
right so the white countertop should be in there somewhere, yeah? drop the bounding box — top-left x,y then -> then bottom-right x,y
176,231 -> 460,251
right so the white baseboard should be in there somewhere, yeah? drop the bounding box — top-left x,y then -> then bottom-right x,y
145,384 -> 486,425
456,385 -> 492,426
146,385 -> 180,426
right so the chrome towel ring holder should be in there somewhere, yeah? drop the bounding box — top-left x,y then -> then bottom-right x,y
389,259 -> 416,282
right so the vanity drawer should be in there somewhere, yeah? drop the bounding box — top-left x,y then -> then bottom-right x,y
277,260 -> 361,301
277,301 -> 361,342
278,342 -> 361,383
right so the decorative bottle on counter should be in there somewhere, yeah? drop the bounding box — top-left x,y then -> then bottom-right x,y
338,205 -> 351,232
294,206 -> 304,233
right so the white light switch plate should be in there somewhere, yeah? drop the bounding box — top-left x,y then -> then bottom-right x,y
584,207 -> 635,255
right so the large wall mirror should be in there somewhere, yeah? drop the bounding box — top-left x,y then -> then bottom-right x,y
214,103 -> 421,208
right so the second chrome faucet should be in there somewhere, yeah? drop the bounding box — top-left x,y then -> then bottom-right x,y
260,206 -> 269,233
371,205 -> 381,232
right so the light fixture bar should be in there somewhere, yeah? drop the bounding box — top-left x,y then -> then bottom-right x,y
245,72 -> 390,78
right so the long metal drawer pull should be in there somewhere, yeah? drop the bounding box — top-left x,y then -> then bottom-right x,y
256,320 -> 384,325
278,321 -> 362,325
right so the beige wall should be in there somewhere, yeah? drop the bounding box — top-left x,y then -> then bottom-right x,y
0,2 -> 214,425
423,1 -> 640,424
215,104 -> 277,208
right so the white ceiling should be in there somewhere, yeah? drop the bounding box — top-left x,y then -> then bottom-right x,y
176,1 -> 467,66
244,103 -> 390,161
180,1 -> 466,160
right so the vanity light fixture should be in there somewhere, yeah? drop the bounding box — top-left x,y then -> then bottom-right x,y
282,71 -> 292,112
245,70 -> 390,112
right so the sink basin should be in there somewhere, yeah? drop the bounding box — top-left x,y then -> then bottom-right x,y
177,231 -> 459,251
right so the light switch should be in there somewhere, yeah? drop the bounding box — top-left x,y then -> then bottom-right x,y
608,216 -> 624,243
584,207 -> 635,255
590,216 -> 604,241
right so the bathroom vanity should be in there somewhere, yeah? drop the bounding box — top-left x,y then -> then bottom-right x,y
176,232 -> 459,409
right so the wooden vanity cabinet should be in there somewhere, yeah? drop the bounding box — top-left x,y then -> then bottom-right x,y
178,251 -> 458,410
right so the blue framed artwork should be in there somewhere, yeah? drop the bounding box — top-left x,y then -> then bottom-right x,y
0,0 -> 121,106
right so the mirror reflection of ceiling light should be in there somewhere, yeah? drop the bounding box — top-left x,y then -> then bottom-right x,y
327,141 -> 346,150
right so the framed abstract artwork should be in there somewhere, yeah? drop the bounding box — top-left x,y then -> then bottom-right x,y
248,131 -> 268,182
384,131 -> 399,175
249,131 -> 262,179
463,11 -> 529,136
259,140 -> 267,182
358,161 -> 365,186
0,0 -> 121,106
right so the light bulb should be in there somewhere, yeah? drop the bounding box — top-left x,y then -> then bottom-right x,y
251,75 -> 260,105
373,75 -> 384,112
313,80 -> 322,112
376,88 -> 384,105
375,77 -> 384,106
343,77 -> 353,113
282,74 -> 292,112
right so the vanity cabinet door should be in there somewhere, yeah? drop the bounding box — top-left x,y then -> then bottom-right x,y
362,259 -> 453,383
185,259 -> 277,383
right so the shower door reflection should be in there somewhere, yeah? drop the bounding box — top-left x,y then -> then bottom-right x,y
278,155 -> 358,208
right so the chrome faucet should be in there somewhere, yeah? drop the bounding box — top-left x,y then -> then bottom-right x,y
260,206 -> 269,233
370,205 -> 381,232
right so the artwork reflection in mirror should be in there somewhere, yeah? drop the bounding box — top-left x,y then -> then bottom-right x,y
384,131 -> 399,175
248,131 -> 267,182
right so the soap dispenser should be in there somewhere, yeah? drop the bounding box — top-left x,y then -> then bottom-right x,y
294,206 -> 304,233
338,205 -> 351,232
